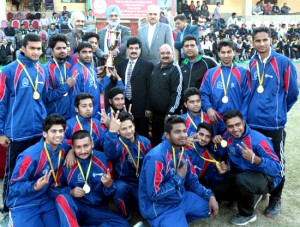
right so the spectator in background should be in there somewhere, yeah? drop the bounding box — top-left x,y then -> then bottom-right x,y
182,0 -> 190,19
4,21 -> 16,45
33,0 -> 42,11
200,5 -> 211,22
213,2 -> 221,31
11,0 -> 20,11
50,12 -> 60,29
86,9 -> 96,32
272,2 -> 280,15
201,0 -> 208,11
201,35 -> 213,57
67,11 -> 85,52
44,0 -> 54,11
39,13 -> 50,30
0,38 -> 14,65
227,12 -> 238,28
159,11 -> 169,24
61,5 -> 71,18
263,1 -> 272,15
281,2 -> 291,15
59,12 -> 70,32
252,2 -> 263,15
47,23 -> 59,41
189,1 -> 196,19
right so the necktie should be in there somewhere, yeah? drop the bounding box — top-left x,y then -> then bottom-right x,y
126,61 -> 133,100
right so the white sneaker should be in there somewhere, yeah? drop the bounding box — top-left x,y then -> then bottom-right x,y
133,221 -> 145,227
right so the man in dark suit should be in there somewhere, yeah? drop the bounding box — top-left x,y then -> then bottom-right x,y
117,37 -> 154,137
98,5 -> 131,68
174,14 -> 200,63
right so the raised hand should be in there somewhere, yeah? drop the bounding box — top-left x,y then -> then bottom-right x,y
216,161 -> 227,174
101,168 -> 113,188
207,108 -> 218,124
34,170 -> 51,191
237,142 -> 253,161
67,70 -> 78,87
98,109 -> 110,128
123,104 -> 132,114
109,110 -> 120,133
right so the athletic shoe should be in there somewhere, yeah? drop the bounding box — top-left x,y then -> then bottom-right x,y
264,197 -> 281,218
229,213 -> 257,225
133,221 -> 145,227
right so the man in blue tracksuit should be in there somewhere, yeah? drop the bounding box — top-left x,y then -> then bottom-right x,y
213,110 -> 282,225
0,34 -> 48,213
139,115 -> 219,227
104,112 -> 152,220
49,130 -> 129,227
248,27 -> 299,217
6,114 -> 69,226
44,34 -> 77,120
200,39 -> 250,122
65,93 -> 106,150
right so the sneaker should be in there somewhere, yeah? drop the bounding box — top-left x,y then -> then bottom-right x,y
264,197 -> 281,218
229,213 -> 257,225
254,195 -> 263,209
133,221 -> 145,227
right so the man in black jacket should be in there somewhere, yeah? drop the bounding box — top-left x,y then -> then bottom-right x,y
0,38 -> 14,65
148,44 -> 182,146
117,37 -> 154,137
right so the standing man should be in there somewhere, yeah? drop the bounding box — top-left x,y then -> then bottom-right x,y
148,44 -> 182,146
67,11 -> 85,53
200,39 -> 250,122
85,9 -> 96,33
44,34 -> 77,120
98,5 -> 131,68
181,35 -> 217,93
248,27 -> 299,217
0,39 -> 14,65
0,34 -> 47,214
117,37 -> 154,137
139,115 -> 219,227
174,14 -> 199,62
138,5 -> 174,65
213,2 -> 222,31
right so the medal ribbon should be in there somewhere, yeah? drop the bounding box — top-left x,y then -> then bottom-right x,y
43,141 -> 62,185
78,60 -> 97,87
255,59 -> 267,88
172,147 -> 185,170
220,64 -> 233,98
76,155 -> 93,186
119,138 -> 140,175
75,115 -> 93,136
187,112 -> 204,130
192,143 -> 219,165
17,59 -> 39,94
53,58 -> 66,84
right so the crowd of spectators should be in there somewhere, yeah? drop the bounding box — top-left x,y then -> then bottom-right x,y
252,1 -> 291,15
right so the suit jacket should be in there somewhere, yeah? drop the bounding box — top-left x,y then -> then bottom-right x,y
98,24 -> 131,67
137,22 -> 174,65
117,57 -> 154,117
174,24 -> 200,50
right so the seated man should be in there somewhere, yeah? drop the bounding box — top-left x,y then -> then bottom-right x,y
49,130 -> 129,227
213,110 -> 282,225
0,38 -> 14,65
4,21 -> 16,46
139,115 -> 219,227
6,114 -> 69,226
104,112 -> 152,220
281,2 -> 291,15
44,0 -> 54,10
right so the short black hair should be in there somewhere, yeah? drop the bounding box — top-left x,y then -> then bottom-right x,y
182,34 -> 199,46
217,39 -> 236,52
77,41 -> 93,53
174,14 -> 187,22
252,26 -> 271,40
223,110 -> 243,124
52,12 -> 57,16
72,130 -> 92,143
49,34 -> 68,49
82,32 -> 99,42
118,112 -> 134,123
232,12 -> 236,16
22,33 -> 41,47
183,87 -> 201,103
126,36 -> 142,48
74,93 -> 94,108
197,122 -> 213,137
164,115 -> 185,133
42,114 -> 66,132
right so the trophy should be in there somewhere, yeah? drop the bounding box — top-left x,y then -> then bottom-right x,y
106,30 -> 121,67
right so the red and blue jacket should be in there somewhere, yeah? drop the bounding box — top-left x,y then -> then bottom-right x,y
44,57 -> 73,120
71,61 -> 111,119
65,115 -> 106,150
181,109 -> 226,136
247,49 -> 299,130
138,140 -> 214,220
104,132 -> 151,187
49,151 -> 115,208
186,142 -> 224,186
220,125 -> 282,188
200,64 -> 251,120
0,54 -> 47,141
6,138 -> 69,209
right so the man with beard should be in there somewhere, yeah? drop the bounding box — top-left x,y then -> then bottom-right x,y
44,34 -> 78,120
248,27 -> 299,218
138,115 -> 219,227
148,44 -> 182,146
98,5 -> 131,68
67,11 -> 85,53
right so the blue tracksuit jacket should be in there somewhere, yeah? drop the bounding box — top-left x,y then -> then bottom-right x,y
138,139 -> 214,220
247,49 -> 299,130
0,54 -> 47,141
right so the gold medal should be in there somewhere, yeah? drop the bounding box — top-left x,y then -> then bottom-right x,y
257,85 -> 264,93
220,140 -> 227,148
222,96 -> 228,104
63,93 -> 68,96
83,184 -> 91,194
33,91 -> 40,100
